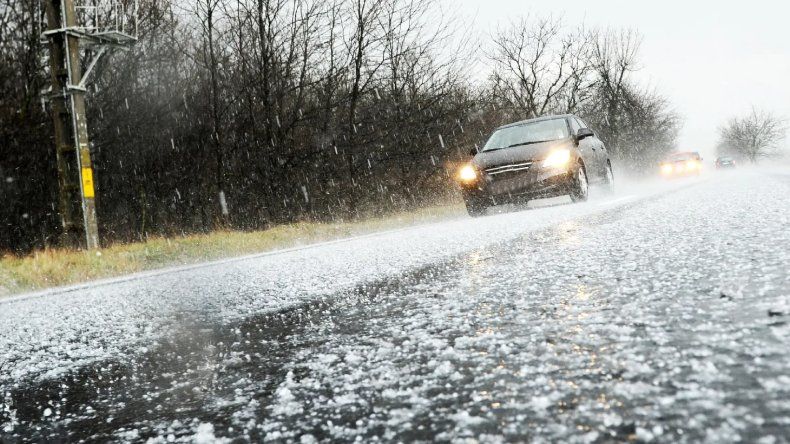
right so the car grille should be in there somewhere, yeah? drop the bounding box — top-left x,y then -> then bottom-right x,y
485,161 -> 533,176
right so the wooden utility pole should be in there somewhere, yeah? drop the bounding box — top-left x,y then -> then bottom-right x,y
42,0 -> 136,249
43,0 -> 99,249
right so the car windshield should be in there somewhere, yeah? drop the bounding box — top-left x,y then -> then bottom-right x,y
482,118 -> 570,151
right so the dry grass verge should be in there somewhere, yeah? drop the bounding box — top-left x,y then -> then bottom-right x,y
0,204 -> 464,297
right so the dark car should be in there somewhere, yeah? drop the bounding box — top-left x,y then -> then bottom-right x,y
715,156 -> 736,169
659,151 -> 702,177
455,115 -> 614,217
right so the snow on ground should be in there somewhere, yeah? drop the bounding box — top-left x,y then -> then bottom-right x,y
221,170 -> 788,442
0,176 -> 672,386
2,170 -> 790,442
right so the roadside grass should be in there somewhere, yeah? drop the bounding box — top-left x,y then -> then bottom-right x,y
0,204 -> 464,298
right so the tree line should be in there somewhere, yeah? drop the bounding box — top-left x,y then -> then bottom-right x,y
716,108 -> 786,162
1,2 -> 681,253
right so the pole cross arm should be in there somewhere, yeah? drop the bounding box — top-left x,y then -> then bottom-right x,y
78,46 -> 108,89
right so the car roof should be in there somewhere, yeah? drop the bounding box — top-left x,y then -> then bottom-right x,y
497,114 -> 575,130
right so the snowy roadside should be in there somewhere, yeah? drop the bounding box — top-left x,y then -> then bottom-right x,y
0,177 -> 694,386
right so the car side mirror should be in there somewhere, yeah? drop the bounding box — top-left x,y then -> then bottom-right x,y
469,147 -> 478,156
576,128 -> 594,141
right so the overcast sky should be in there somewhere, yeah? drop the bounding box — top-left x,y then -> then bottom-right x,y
454,0 -> 790,156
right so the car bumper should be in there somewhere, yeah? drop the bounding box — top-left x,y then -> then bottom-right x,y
460,167 -> 573,205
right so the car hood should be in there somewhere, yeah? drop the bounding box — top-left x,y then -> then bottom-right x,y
472,139 -> 573,170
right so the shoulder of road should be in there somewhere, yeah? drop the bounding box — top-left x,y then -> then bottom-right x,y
0,204 -> 464,300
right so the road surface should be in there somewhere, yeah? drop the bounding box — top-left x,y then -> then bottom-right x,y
2,170 -> 790,443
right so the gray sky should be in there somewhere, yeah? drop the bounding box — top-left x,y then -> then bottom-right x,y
455,0 -> 790,156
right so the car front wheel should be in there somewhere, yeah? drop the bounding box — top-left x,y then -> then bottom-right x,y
569,164 -> 589,203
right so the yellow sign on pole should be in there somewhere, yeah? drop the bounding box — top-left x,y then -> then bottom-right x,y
81,168 -> 95,198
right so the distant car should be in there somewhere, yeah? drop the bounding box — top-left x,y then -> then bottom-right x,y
660,152 -> 702,177
455,114 -> 614,217
715,156 -> 736,169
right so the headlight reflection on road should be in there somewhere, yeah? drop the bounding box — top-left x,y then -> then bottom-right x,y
576,285 -> 590,302
463,250 -> 494,291
466,251 -> 487,267
558,221 -> 581,246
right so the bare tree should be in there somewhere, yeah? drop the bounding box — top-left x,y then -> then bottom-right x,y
489,16 -> 594,119
0,0 -> 60,251
718,108 -> 787,162
188,0 -> 233,223
586,28 -> 641,157
340,0 -> 387,213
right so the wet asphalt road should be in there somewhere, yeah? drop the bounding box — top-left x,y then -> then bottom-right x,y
2,170 -> 790,443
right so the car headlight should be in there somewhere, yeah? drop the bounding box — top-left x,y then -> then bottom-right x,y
686,160 -> 698,170
542,148 -> 571,169
458,164 -> 478,183
661,164 -> 673,175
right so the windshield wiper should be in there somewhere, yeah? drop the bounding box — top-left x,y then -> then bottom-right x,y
506,139 -> 554,148
482,139 -> 556,152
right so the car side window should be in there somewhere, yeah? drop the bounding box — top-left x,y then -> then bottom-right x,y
575,118 -> 588,130
568,117 -> 581,135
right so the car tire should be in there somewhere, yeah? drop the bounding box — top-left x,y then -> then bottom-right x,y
465,199 -> 487,217
569,163 -> 589,203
